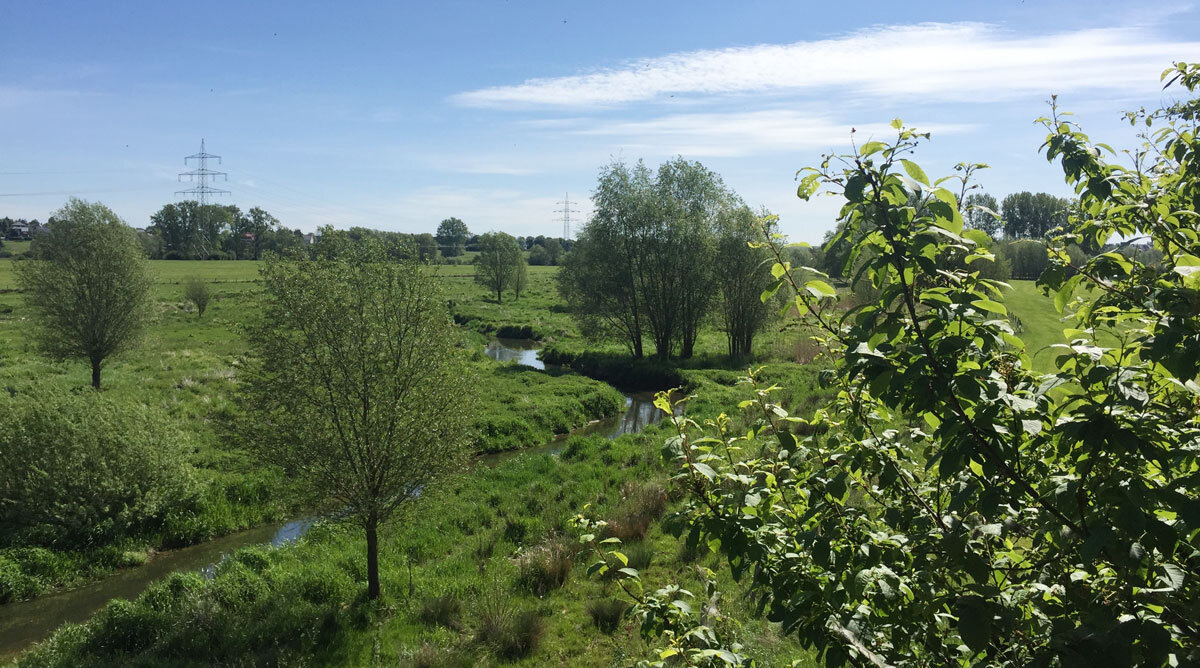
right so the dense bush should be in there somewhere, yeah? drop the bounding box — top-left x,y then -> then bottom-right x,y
0,389 -> 194,549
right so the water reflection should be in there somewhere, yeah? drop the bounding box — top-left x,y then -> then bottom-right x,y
484,338 -> 544,369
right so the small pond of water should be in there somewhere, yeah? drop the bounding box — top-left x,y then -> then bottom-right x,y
484,337 -> 544,369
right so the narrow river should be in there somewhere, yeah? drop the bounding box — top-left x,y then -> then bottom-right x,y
0,338 -> 672,659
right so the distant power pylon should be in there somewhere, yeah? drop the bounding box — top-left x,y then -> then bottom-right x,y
176,139 -> 230,259
554,192 -> 579,240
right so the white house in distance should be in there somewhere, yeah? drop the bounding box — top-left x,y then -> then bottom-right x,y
8,221 -> 31,239
303,230 -> 322,246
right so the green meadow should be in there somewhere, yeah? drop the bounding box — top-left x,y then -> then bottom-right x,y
1,255 -> 1073,666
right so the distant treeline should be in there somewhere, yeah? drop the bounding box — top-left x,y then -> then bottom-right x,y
73,203 -> 578,263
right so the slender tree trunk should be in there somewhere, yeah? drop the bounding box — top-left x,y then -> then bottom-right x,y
91,359 -> 101,390
496,289 -> 503,304
366,520 -> 380,600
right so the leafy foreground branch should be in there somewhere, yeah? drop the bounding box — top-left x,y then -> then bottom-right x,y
620,64 -> 1200,667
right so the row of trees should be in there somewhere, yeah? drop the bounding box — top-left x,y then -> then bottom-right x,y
147,202 -> 301,260
963,190 -> 1074,239
559,158 -> 775,359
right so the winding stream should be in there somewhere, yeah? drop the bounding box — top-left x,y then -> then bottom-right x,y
0,338 -> 671,658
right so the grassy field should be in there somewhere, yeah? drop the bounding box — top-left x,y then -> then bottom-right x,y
0,260 -> 635,604
0,254 -> 1078,665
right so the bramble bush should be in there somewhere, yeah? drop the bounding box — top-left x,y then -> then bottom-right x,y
583,63 -> 1200,667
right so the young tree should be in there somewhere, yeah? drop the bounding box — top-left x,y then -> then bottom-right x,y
184,276 -> 211,318
435,217 -> 469,257
243,243 -> 473,600
17,198 -> 151,389
473,231 -> 522,303
512,253 -> 528,300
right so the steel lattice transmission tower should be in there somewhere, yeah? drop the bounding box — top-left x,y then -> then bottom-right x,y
554,192 -> 579,240
175,139 -> 230,259
176,138 -> 230,205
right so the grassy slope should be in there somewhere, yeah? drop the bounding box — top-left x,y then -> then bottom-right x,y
1001,279 -> 1069,372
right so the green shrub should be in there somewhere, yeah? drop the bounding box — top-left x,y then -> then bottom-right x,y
586,598 -> 628,634
0,389 -> 194,549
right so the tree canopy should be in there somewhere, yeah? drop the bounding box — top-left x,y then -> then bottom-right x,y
473,231 -> 525,303
17,198 -> 152,389
242,241 -> 473,599
436,217 -> 470,257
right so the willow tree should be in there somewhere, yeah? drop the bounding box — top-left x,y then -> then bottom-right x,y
243,242 -> 473,599
17,198 -> 151,389
714,206 -> 775,358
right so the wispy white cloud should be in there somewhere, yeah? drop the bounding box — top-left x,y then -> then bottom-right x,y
453,23 -> 1198,109
574,110 -> 975,157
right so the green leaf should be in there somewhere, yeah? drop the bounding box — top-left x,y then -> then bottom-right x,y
1162,564 -> 1186,590
859,141 -> 886,157
804,280 -> 836,299
900,159 -> 930,186
890,118 -> 903,130
956,596 -> 992,652
760,281 -> 782,303
692,462 -> 717,480
970,299 -> 1007,315
796,172 -> 822,201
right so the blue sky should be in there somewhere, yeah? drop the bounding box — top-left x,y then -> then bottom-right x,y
2,1 -> 1198,242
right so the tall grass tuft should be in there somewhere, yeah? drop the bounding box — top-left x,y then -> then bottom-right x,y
474,592 -> 545,660
417,593 -> 462,629
586,598 -> 628,634
516,537 -> 573,596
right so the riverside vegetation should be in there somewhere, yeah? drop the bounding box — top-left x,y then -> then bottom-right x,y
5,63 -> 1195,667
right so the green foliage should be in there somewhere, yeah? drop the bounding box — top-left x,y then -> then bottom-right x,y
16,198 -> 152,388
473,231 -> 524,303
964,192 -> 1002,238
715,208 -> 777,358
436,217 -> 470,257
1000,190 -> 1073,239
182,276 -> 210,318
656,66 -> 1200,666
0,388 -> 193,551
242,242 -> 474,598
559,158 -> 738,359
